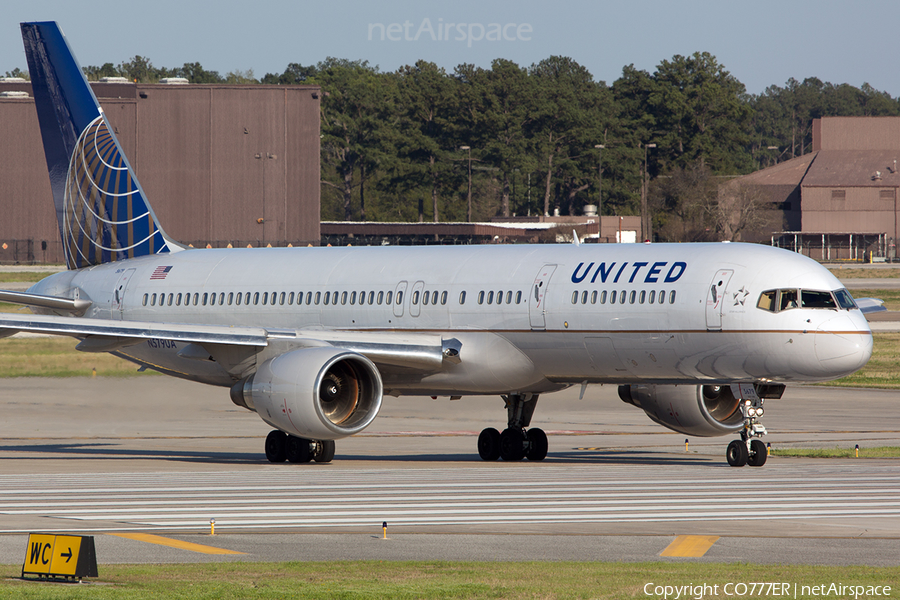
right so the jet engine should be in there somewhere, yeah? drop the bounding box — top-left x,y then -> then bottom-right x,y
618,384 -> 747,437
231,347 -> 383,440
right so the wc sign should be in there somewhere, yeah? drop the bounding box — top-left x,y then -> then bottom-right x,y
22,534 -> 98,580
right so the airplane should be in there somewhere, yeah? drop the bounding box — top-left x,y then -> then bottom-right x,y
0,21 -> 874,468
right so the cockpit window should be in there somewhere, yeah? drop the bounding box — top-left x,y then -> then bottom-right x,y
833,288 -> 858,310
779,289 -> 798,311
757,290 -> 776,311
801,290 -> 837,309
758,288 -> 852,313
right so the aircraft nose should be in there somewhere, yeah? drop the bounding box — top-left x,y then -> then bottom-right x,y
814,312 -> 873,378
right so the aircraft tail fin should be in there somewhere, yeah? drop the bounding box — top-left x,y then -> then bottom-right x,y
21,21 -> 182,270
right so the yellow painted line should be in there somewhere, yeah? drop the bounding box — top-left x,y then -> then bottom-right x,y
108,533 -> 245,555
660,535 -> 720,558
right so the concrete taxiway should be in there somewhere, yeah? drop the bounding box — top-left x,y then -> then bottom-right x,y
0,376 -> 897,566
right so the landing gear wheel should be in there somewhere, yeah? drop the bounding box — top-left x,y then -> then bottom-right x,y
265,430 -> 287,463
747,439 -> 767,467
478,428 -> 501,461
286,436 -> 312,463
726,439 -> 749,467
499,428 -> 527,461
526,428 -> 548,461
314,439 -> 336,463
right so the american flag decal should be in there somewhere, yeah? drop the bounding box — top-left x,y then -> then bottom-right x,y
150,266 -> 173,280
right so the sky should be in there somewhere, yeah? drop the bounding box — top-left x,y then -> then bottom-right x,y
2,0 -> 898,97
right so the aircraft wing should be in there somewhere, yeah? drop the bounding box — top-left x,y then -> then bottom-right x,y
0,312 -> 450,372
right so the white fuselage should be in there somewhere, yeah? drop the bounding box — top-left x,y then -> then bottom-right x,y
29,242 -> 873,395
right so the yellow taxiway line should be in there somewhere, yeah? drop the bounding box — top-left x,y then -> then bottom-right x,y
659,535 -> 720,558
108,533 -> 245,555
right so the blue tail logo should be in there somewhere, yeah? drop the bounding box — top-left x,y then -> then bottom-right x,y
22,21 -> 180,270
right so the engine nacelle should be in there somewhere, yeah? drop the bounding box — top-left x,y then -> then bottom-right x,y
231,347 -> 383,440
618,384 -> 745,437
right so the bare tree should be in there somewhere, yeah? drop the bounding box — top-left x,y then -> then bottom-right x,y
711,181 -> 775,241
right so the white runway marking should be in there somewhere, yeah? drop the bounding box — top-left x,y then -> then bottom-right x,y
0,465 -> 898,533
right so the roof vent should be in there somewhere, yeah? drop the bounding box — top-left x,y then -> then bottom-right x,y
0,91 -> 29,98
99,76 -> 130,83
159,77 -> 189,85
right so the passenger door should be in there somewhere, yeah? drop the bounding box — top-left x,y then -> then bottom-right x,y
529,264 -> 557,330
706,269 -> 734,330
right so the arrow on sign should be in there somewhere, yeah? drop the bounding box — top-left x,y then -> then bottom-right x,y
61,548 -> 72,562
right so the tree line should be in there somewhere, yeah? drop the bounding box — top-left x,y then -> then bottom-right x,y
8,52 -> 900,241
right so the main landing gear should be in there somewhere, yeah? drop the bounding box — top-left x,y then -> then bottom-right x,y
478,393 -> 548,461
264,430 -> 335,464
726,386 -> 768,467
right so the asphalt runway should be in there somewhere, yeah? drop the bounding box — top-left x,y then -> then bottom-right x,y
0,376 -> 898,566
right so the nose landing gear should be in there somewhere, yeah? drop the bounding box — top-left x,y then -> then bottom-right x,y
726,384 -> 768,467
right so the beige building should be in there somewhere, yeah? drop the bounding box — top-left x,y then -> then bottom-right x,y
0,80 -> 321,265
733,117 -> 900,260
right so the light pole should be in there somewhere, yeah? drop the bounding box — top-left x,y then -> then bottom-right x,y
641,143 -> 656,242
594,144 -> 604,218
460,146 -> 472,222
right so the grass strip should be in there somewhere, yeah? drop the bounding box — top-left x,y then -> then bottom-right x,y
0,336 -> 155,377
0,561 -> 897,599
769,446 -> 900,458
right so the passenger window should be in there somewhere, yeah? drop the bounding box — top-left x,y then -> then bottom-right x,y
669,290 -> 676,304
142,293 -> 148,306
649,290 -> 656,304
150,293 -> 157,306
422,291 -> 429,306
639,290 -> 646,304
323,292 -> 330,305
478,291 -> 484,304
571,291 -> 578,304
288,292 -> 294,305
619,291 -> 626,304
659,290 -> 666,304
202,292 -> 208,306
219,293 -> 225,306
600,290 -> 607,304
280,292 -> 286,305
591,291 -> 597,304
460,291 -> 467,305
433,291 -> 439,305
378,291 -> 384,305
802,290 -> 837,309
629,291 -> 636,304
395,291 -> 402,304
780,289 -> 798,311
496,291 -> 502,303
341,291 -> 347,305
307,291 -> 313,305
386,291 -> 393,305
488,291 -> 495,304
315,292 -> 321,305
194,292 -> 200,306
610,290 -> 617,304
441,291 -> 447,305
413,291 -> 420,305
581,290 -> 588,304
516,291 -> 522,304
368,291 -> 374,305
175,293 -> 181,306
271,292 -> 276,306
350,291 -> 356,305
